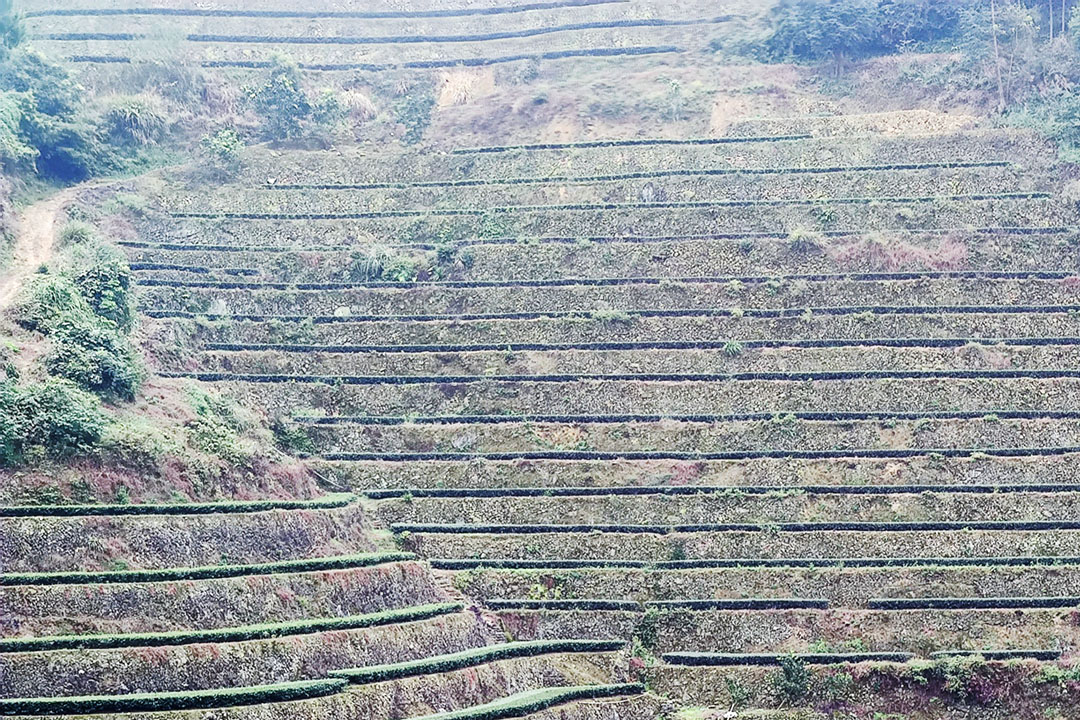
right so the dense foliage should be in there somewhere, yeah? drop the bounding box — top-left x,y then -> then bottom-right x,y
14,240 -> 142,400
0,3 -> 173,182
0,378 -> 108,466
245,56 -> 344,142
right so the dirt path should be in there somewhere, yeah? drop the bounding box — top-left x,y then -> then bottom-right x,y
0,190 -> 77,309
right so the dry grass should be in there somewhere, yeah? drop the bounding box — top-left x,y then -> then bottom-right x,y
437,68 -> 496,108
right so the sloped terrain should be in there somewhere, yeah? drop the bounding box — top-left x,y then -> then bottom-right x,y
7,1 -> 1080,719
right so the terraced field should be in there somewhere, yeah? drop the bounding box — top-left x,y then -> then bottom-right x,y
59,107 -> 1076,717
20,0 -> 757,73
10,1 -> 1080,719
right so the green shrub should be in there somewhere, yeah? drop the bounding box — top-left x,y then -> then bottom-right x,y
0,379 -> 108,466
773,654 -> 812,701
633,606 -> 661,650
12,273 -> 95,333
395,87 -> 435,145
44,320 -> 142,400
14,260 -> 141,400
198,128 -> 244,178
0,0 -> 25,62
1,50 -> 105,181
766,0 -> 976,65
185,388 -> 251,464
0,91 -> 31,165
271,416 -> 316,455
70,244 -> 135,331
100,93 -> 167,145
381,254 -> 421,282
245,55 -> 343,142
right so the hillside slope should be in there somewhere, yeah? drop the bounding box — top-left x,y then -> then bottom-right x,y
4,1 -> 1080,719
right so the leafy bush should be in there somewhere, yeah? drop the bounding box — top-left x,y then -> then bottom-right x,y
0,91 -> 31,166
380,254 -> 421,282
70,243 -> 135,331
100,94 -> 167,145
0,49 -> 79,116
245,55 -> 343,142
0,49 -> 107,181
185,388 -> 252,464
0,379 -> 108,466
198,128 -> 244,178
13,273 -> 95,333
774,654 -> 812,701
395,87 -> 436,145
44,320 -> 142,400
14,251 -> 142,400
271,416 -> 316,455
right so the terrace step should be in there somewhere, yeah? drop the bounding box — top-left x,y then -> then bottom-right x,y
444,561 -> 1080,606
662,652 -> 913,666
124,228 -> 1080,285
0,602 -> 464,653
0,503 -> 368,573
930,649 -> 1063,660
168,312 -> 1080,350
225,130 -> 1051,187
0,606 -> 491,699
311,417 -> 1080,457
494,605 -> 1080,655
324,452 -> 1080,491
372,487 -> 1080,527
336,647 -> 628,720
138,275 -> 1080,318
486,599 -> 828,611
0,493 -> 354,517
0,678 -> 347,716
181,342 -> 1080,378
396,525 -> 1080,563
163,165 -> 1036,215
329,640 -> 623,683
222,375 -> 1080,418
651,658 -> 1080,715
34,20 -> 726,67
158,194 -> 1066,241
3,556 -> 442,637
